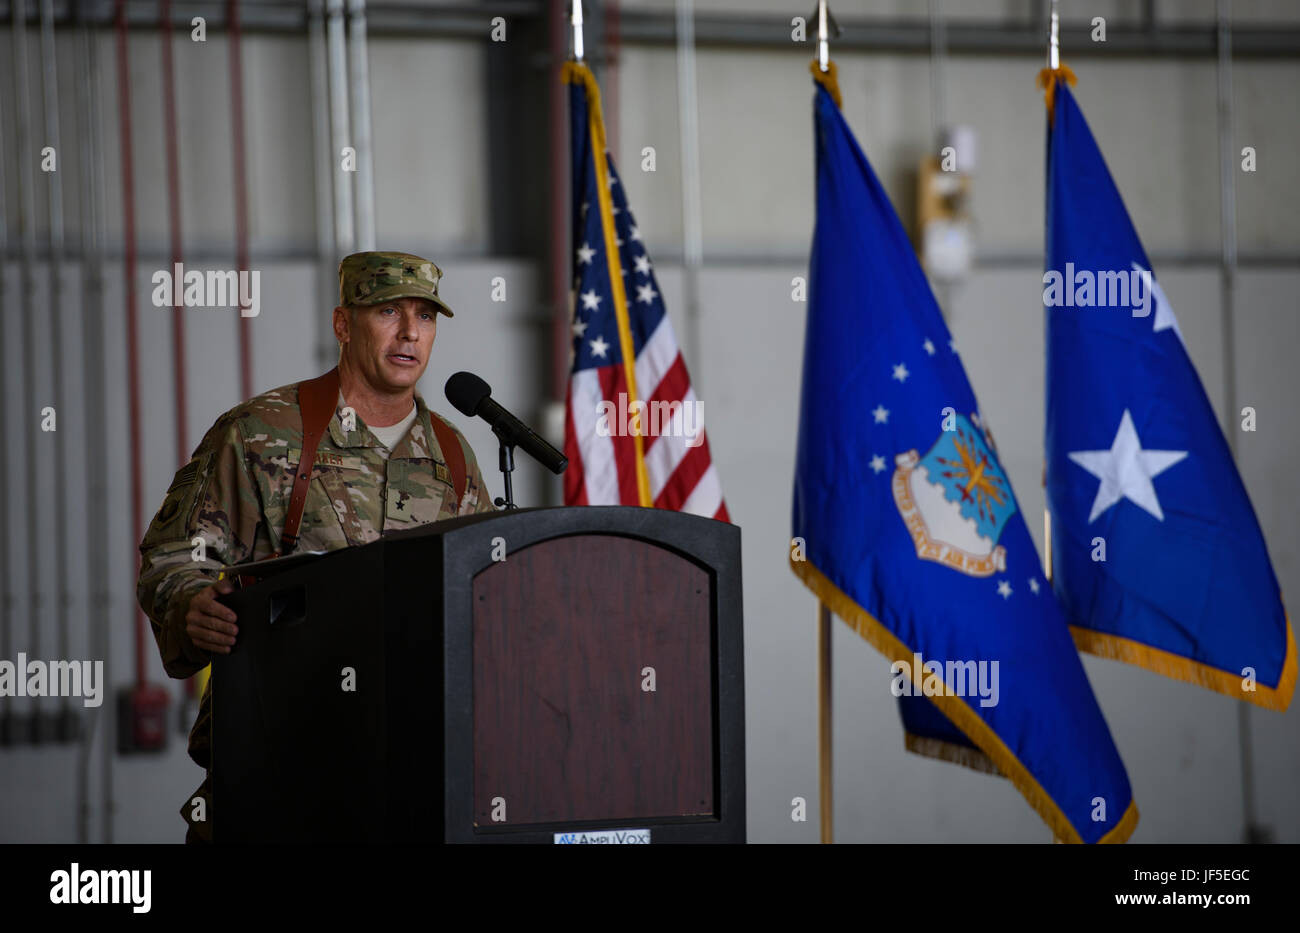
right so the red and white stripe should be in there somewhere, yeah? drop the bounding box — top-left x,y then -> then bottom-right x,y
564,315 -> 728,522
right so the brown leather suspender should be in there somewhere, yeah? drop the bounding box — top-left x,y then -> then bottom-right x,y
278,367 -> 342,556
283,369 -> 471,549
233,369 -> 340,586
427,412 -> 468,510
262,367 -> 469,569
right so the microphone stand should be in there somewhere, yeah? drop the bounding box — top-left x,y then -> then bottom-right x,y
492,424 -> 518,509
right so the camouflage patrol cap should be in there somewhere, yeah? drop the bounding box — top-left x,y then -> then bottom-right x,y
338,251 -> 455,317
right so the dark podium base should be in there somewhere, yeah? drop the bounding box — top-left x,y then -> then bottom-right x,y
214,506 -> 745,843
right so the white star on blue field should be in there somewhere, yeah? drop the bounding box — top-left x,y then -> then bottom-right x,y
570,158 -> 667,374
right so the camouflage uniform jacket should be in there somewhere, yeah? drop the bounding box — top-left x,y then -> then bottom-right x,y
136,378 -> 495,840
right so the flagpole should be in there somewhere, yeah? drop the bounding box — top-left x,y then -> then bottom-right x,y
571,0 -> 584,62
1048,0 -> 1059,69
818,602 -> 833,844
816,0 -> 830,72
1042,0 -> 1058,585
815,0 -> 836,845
1043,508 -> 1052,582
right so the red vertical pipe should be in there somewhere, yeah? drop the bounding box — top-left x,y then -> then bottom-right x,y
114,0 -> 145,688
160,0 -> 196,697
161,0 -> 188,469
228,0 -> 253,400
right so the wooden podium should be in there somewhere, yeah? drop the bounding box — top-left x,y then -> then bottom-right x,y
212,506 -> 745,843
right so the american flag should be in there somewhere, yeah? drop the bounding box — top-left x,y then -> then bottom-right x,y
562,62 -> 728,522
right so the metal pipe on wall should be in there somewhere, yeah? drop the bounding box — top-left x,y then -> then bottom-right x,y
604,0 -> 621,157
1216,6 -> 1240,458
2,243 -> 1293,270
928,0 -> 951,317
228,0 -> 254,401
40,0 -> 78,744
543,0 -> 575,500
113,0 -> 147,701
326,0 -> 355,256
347,0 -> 377,251
673,0 -> 705,394
548,0 -> 569,432
1215,0 -> 1264,845
929,0 -> 948,141
160,0 -> 199,712
89,10 -> 113,844
74,0 -> 112,842
161,0 -> 190,469
308,0 -> 338,362
14,3 -> 1297,59
0,0 -> 12,749
12,0 -> 46,745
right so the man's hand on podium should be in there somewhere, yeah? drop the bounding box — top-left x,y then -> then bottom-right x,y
186,580 -> 240,656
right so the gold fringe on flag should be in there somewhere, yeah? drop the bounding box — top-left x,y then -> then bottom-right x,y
790,554 -> 1139,843
1071,616 -> 1296,712
904,732 -> 1002,777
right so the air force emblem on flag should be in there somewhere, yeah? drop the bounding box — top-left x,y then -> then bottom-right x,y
892,414 -> 1017,577
792,80 -> 1136,841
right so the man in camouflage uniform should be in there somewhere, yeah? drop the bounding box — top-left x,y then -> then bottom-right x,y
137,251 -> 495,843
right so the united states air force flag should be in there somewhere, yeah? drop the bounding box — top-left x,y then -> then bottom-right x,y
791,64 -> 1136,842
1044,72 -> 1295,710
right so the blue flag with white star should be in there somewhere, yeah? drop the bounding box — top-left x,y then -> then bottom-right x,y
1045,78 -> 1295,709
791,71 -> 1136,842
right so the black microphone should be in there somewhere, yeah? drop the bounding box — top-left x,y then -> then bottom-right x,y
445,372 -> 568,475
